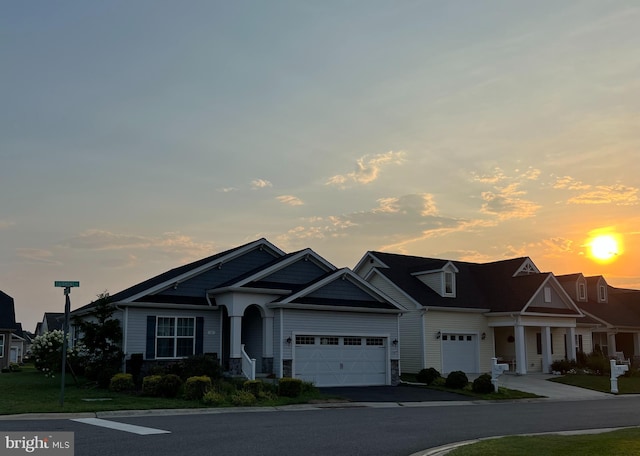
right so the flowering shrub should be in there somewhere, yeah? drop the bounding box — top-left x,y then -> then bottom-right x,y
31,330 -> 84,378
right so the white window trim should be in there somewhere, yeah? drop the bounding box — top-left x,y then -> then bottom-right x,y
578,283 -> 586,301
443,271 -> 456,297
599,285 -> 607,302
0,334 -> 4,358
155,316 -> 196,359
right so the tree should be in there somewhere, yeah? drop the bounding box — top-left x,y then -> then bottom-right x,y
74,291 -> 123,387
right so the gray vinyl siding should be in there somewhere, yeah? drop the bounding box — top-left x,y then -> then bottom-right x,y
279,309 -> 399,361
265,260 -> 328,284
528,285 -> 568,309
161,249 -> 279,297
307,279 -> 375,301
125,307 -> 221,359
416,273 -> 442,295
399,312 -> 424,373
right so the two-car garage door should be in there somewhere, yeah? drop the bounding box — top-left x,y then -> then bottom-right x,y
293,335 -> 388,387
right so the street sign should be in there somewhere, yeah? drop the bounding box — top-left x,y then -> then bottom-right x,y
54,281 -> 80,287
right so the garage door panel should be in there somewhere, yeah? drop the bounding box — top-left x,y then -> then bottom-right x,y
294,336 -> 388,387
442,333 -> 478,374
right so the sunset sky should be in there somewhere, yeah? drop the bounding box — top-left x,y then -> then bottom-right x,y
2,1 -> 639,331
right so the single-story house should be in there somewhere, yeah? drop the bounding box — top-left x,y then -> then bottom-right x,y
355,252 -> 586,375
71,238 -> 403,387
34,312 -> 64,337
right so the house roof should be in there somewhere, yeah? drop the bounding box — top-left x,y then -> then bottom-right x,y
578,286 -> 640,328
365,252 -> 580,315
0,290 -> 17,330
44,312 -> 64,331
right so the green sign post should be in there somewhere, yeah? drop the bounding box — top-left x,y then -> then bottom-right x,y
54,281 -> 79,407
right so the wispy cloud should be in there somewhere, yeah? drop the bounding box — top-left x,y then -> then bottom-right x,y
473,167 -> 542,220
251,179 -> 273,189
217,187 -> 237,193
276,195 -> 304,206
554,176 -> 638,205
59,230 -> 216,259
16,248 -> 61,265
326,151 -> 406,188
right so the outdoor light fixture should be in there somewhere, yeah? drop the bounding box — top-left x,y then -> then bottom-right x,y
436,331 -> 441,340
392,339 -> 398,346
286,337 -> 292,344
482,332 -> 486,340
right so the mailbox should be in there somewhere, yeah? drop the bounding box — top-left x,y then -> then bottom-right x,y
491,358 -> 510,393
610,359 -> 629,393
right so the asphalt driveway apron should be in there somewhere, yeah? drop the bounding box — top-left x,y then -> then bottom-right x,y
319,384 -> 467,402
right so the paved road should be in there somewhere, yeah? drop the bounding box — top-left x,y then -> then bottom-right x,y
2,396 -> 640,456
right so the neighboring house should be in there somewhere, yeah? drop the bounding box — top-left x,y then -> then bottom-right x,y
71,238 -> 403,387
0,291 -> 18,370
354,252 -> 584,376
35,312 -> 64,336
10,323 -> 29,363
558,273 -> 640,361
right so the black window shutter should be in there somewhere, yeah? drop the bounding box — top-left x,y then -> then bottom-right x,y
146,316 -> 156,360
195,317 -> 204,355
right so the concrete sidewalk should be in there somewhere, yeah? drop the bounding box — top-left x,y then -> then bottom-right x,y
496,373 -> 612,400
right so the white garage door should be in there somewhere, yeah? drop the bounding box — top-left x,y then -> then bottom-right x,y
442,333 -> 478,374
294,335 -> 388,387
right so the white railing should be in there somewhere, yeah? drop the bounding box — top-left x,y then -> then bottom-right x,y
241,344 -> 256,380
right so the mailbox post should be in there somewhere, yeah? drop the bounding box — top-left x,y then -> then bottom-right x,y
54,281 -> 79,406
491,357 -> 509,393
610,359 -> 628,394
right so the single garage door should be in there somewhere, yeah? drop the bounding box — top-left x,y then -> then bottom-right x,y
293,335 -> 388,387
442,333 -> 478,374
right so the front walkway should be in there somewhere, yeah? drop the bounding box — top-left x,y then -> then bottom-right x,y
497,373 -> 612,400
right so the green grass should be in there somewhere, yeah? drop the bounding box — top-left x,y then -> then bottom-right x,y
0,365 -> 326,415
448,428 -> 640,455
549,374 -> 640,394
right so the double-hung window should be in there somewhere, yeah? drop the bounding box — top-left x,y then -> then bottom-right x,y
156,317 -> 195,358
0,334 -> 4,358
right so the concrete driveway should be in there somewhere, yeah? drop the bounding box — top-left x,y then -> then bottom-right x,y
497,373 -> 613,400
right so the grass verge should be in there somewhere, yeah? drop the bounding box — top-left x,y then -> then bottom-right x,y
549,374 -> 640,394
447,428 -> 640,455
0,365 -> 326,415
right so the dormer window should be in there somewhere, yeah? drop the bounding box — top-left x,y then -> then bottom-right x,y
444,271 -> 454,296
544,287 -> 552,303
599,285 -> 607,302
578,283 -> 586,301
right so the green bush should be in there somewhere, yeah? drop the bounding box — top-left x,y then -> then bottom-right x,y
184,375 -> 212,400
158,374 -> 183,398
202,391 -> 226,406
231,390 -> 257,406
445,371 -> 469,389
169,355 -> 222,381
243,380 -> 263,396
471,373 -> 493,394
431,376 -> 446,387
109,373 -> 135,392
9,363 -> 21,372
416,367 -> 441,385
142,375 -> 164,396
585,352 -> 610,376
278,378 -> 303,397
551,359 -> 577,374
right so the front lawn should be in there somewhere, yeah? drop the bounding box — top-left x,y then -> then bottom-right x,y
0,365 -> 326,415
448,427 -> 640,455
549,374 -> 640,394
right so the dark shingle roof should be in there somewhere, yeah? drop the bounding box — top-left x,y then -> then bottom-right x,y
0,291 -> 17,330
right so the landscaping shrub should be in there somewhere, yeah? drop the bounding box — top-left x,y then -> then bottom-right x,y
184,375 -> 212,400
171,355 -> 222,381
472,373 -> 493,394
243,380 -> 263,396
585,352 -> 610,376
300,381 -> 317,395
231,390 -> 257,406
142,375 -> 163,396
202,391 -> 226,406
445,370 -> 469,389
127,353 -> 144,384
158,374 -> 183,398
416,367 -> 441,385
431,376 -> 446,387
278,378 -> 303,397
109,373 -> 135,392
551,358 -> 577,374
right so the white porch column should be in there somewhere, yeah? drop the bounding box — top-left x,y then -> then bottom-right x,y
541,326 -> 553,373
608,332 -> 617,356
262,316 -> 274,358
633,333 -> 640,358
230,316 -> 243,358
515,324 -> 527,375
566,327 -> 577,361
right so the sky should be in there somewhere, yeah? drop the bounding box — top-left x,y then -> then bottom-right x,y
2,1 -> 639,332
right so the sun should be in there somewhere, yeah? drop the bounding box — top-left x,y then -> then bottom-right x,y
587,233 -> 622,263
